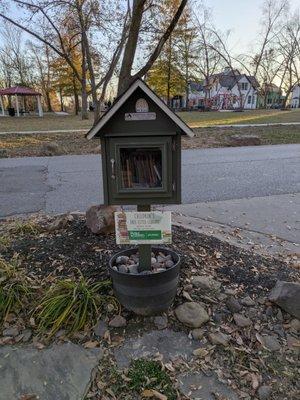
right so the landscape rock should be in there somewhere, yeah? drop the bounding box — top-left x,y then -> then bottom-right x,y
257,385 -> 272,400
127,264 -> 138,274
0,343 -> 102,400
118,265 -> 128,273
2,327 -> 19,337
175,302 -> 209,328
191,275 -> 221,292
114,329 -> 198,368
93,320 -> 107,337
22,329 -> 32,343
178,372 -> 238,400
290,319 -> 300,332
241,296 -> 255,307
191,328 -> 205,340
226,296 -> 242,313
116,256 -> 129,264
86,205 -> 118,235
286,334 -> 300,352
208,332 -> 230,346
153,316 -> 168,330
41,141 -> 60,156
46,214 -> 73,232
165,260 -> 174,269
262,335 -> 281,351
265,306 -> 273,317
233,313 -> 252,328
109,315 -> 127,328
269,281 -> 300,319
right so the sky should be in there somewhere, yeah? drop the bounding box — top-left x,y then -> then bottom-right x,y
204,0 -> 300,53
4,0 -> 300,56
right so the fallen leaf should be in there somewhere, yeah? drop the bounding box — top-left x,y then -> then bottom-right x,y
83,340 -> 99,349
193,348 -> 209,358
251,373 -> 260,390
106,388 -> 116,399
182,290 -> 193,301
164,362 -> 175,372
142,389 -> 167,400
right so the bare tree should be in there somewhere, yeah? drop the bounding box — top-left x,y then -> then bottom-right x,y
0,25 -> 32,86
117,0 -> 188,95
0,0 -> 189,118
29,42 -> 54,112
276,11 -> 300,107
193,6 -> 223,103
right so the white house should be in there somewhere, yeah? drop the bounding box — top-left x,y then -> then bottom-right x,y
205,68 -> 259,110
291,85 -> 300,108
172,69 -> 259,110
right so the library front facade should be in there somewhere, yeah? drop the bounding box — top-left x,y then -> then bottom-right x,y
86,79 -> 194,206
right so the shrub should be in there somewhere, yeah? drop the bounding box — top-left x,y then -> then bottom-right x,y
35,274 -> 118,336
0,257 -> 33,323
9,221 -> 41,236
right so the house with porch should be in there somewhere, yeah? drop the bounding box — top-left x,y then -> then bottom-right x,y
290,85 -> 300,108
172,69 -> 259,111
204,68 -> 259,110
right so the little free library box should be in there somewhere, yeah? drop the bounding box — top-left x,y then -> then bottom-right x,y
86,79 -> 193,315
86,79 -> 194,205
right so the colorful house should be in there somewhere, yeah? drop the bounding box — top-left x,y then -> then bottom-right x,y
172,69 -> 259,111
257,83 -> 283,108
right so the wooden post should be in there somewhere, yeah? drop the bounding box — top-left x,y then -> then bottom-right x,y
37,95 -> 43,117
137,204 -> 152,272
15,95 -> 20,117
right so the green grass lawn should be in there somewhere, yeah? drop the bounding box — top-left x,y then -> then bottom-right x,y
178,108 -> 300,128
1,109 -> 300,133
0,113 -> 93,133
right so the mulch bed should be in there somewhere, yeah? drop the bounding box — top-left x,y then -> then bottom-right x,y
1,217 -> 297,292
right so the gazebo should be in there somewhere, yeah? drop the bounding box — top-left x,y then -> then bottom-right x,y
0,86 -> 43,117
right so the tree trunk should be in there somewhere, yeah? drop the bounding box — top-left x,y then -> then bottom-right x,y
46,91 -> 52,112
74,85 -> 79,115
117,0 -> 147,95
81,40 -> 89,120
59,87 -> 64,112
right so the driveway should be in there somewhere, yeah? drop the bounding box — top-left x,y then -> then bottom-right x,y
0,144 -> 299,252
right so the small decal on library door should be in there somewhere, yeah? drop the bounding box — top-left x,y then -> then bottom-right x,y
125,112 -> 156,121
115,211 -> 172,245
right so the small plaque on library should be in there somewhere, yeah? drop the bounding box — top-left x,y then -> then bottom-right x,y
125,112 -> 156,121
115,211 -> 171,245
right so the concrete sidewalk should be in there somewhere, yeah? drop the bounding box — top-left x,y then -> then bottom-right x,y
169,193 -> 300,258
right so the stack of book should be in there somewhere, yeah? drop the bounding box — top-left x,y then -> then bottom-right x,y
121,149 -> 162,189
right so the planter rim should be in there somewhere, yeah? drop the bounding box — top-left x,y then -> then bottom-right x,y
108,246 -> 180,276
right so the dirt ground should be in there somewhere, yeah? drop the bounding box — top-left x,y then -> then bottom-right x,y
0,125 -> 299,158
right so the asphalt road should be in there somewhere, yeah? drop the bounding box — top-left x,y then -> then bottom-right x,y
0,144 -> 299,244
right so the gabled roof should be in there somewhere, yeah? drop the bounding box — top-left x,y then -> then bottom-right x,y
0,86 -> 41,96
205,72 -> 259,90
86,79 -> 194,139
188,81 -> 204,92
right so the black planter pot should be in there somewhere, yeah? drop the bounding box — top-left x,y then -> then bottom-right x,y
109,247 -> 181,316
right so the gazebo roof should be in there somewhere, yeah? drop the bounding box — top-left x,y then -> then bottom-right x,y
0,86 -> 41,96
